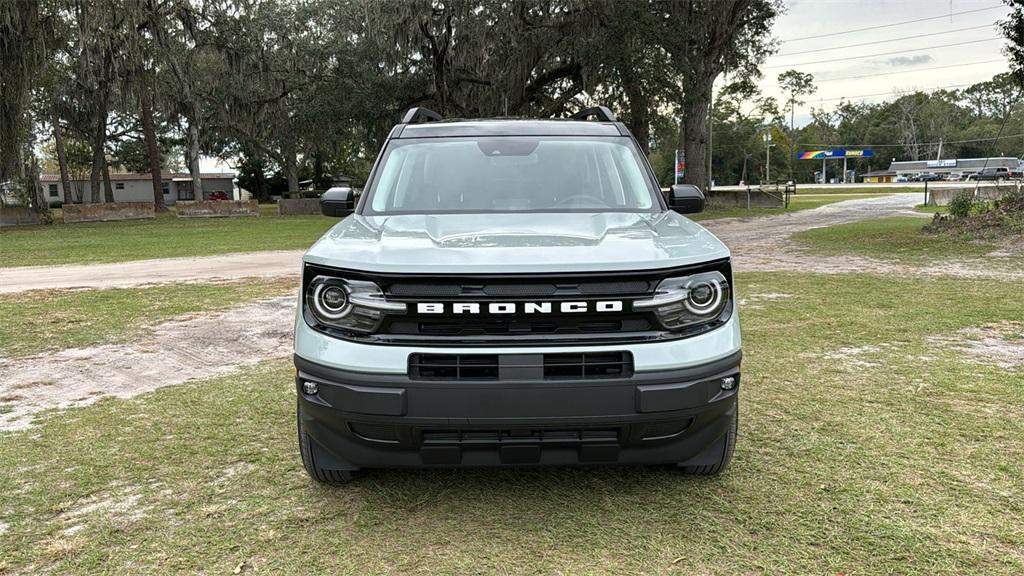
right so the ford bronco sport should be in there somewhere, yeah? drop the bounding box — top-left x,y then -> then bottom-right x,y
295,106 -> 741,482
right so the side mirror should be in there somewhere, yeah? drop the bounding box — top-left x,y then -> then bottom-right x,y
320,187 -> 354,217
667,184 -> 705,214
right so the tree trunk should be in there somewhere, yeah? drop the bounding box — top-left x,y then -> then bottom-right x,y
88,123 -> 103,204
682,94 -> 710,192
185,107 -> 203,199
284,138 -> 299,195
102,156 -> 114,203
140,79 -> 167,212
88,86 -> 108,203
624,79 -> 650,155
52,106 -> 74,205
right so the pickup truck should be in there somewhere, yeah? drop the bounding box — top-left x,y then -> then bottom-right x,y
293,107 -> 741,482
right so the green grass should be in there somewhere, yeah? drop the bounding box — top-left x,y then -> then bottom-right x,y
1,272 -> 1022,574
691,193 -> 888,221
0,279 -> 296,358
0,210 -> 335,268
792,216 -> 1010,264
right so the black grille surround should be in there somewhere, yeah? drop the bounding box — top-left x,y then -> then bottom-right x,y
302,259 -> 733,346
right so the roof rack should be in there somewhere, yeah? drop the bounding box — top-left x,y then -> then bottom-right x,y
571,106 -> 617,122
401,107 -> 443,124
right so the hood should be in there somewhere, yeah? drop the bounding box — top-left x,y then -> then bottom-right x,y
303,211 -> 730,274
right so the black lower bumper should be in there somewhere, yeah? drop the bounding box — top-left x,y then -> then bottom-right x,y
295,351 -> 740,470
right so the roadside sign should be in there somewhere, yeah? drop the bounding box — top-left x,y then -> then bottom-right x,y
674,149 -> 686,184
797,149 -> 875,160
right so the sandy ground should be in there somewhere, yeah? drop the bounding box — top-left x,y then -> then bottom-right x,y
0,296 -> 295,431
2,194 -> 1021,430
0,250 -> 305,294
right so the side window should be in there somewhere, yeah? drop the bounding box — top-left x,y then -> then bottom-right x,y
48,183 -> 58,198
162,182 -> 170,195
115,182 -> 125,190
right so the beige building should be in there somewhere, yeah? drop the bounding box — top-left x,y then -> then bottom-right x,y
39,172 -> 236,206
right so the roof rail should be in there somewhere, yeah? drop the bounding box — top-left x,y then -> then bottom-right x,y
401,107 -> 443,124
571,106 -> 617,122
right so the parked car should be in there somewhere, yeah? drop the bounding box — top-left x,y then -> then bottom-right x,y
294,106 -> 741,482
969,167 -> 1010,181
207,191 -> 230,201
895,175 -> 909,183
1007,167 -> 1023,179
918,173 -> 943,182
945,172 -> 965,181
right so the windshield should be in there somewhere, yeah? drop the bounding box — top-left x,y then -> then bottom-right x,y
362,136 -> 660,215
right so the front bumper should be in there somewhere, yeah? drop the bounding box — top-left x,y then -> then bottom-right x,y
295,350 -> 740,470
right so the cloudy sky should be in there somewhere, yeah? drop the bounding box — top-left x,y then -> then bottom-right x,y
203,0 -> 1013,171
758,0 -> 1012,125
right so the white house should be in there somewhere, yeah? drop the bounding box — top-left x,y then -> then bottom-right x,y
39,172 -> 236,206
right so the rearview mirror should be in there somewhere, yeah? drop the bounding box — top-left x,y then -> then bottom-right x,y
321,187 -> 354,217
667,184 -> 705,214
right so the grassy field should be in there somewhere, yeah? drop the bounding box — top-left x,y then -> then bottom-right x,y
0,279 -> 296,358
791,216 -> 1009,263
0,209 -> 335,268
1,272 -> 1021,574
0,196 -> 891,267
690,193 -> 889,221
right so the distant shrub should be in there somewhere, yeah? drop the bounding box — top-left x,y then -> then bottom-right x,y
948,190 -> 974,218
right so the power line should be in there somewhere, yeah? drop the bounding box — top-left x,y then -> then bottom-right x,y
775,25 -> 995,57
798,133 -> 1024,149
813,83 -> 975,102
765,37 -> 1003,69
779,5 -> 1005,43
813,59 -> 1007,83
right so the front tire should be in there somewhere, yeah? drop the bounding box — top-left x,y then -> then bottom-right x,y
297,405 -> 357,484
680,404 -> 737,475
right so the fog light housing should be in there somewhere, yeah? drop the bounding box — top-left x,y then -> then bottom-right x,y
302,381 -> 319,395
720,376 -> 736,391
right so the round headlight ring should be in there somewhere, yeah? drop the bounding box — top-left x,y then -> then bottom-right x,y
684,277 -> 724,315
311,282 -> 352,321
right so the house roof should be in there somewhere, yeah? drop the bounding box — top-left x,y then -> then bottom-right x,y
40,172 -> 234,182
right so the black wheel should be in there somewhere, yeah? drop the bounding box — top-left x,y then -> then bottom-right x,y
297,405 -> 357,484
681,405 -> 737,475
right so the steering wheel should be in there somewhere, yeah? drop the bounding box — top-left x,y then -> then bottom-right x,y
554,194 -> 609,208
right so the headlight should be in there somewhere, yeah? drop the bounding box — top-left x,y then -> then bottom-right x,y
633,271 -> 730,330
305,275 -> 405,334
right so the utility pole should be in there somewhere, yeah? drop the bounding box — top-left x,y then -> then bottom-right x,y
763,132 -> 774,183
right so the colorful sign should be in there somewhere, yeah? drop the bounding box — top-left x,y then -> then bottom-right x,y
927,159 -> 957,168
797,149 -> 875,160
674,149 -> 685,182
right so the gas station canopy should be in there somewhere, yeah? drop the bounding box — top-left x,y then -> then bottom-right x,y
797,149 -> 874,160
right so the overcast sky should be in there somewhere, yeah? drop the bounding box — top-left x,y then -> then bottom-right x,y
758,0 -> 1012,126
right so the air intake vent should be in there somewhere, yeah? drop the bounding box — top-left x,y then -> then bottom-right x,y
543,352 -> 633,380
408,354 -> 499,380
408,352 -> 633,381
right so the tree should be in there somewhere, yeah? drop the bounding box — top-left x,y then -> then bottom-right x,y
777,69 -> 815,178
1002,0 -> 1024,88
662,0 -> 782,190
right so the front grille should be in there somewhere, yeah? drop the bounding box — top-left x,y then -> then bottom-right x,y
409,352 -> 634,381
303,260 -> 731,346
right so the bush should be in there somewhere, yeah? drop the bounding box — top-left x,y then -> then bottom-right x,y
948,190 -> 974,218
